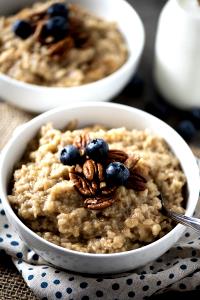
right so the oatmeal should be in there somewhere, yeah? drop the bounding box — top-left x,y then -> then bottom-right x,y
8,124 -> 186,254
0,1 -> 128,87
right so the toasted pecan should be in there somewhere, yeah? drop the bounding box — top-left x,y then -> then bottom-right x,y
107,149 -> 128,164
73,132 -> 90,151
69,172 -> 95,197
100,185 -> 117,195
69,134 -> 149,209
48,36 -> 74,56
83,159 -> 97,181
125,172 -> 147,191
84,196 -> 115,210
124,155 -> 140,170
33,20 -> 46,42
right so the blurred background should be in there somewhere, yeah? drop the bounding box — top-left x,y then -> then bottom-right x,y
124,0 -> 167,107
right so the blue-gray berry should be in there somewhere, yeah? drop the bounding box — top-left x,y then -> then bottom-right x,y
106,162 -> 130,185
60,145 -> 80,165
85,139 -> 109,161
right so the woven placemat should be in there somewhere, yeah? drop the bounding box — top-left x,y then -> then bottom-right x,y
0,102 -> 38,300
0,103 -> 33,150
0,251 -> 38,300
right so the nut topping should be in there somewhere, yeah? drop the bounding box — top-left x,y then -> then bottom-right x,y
61,135 -> 148,210
47,36 -> 74,56
69,172 -> 95,197
12,2 -> 92,57
73,133 -> 90,153
83,159 -> 97,181
106,149 -> 128,164
84,196 -> 115,210
124,155 -> 140,170
97,162 -> 104,181
101,185 -> 117,195
125,171 -> 147,191
33,19 -> 46,41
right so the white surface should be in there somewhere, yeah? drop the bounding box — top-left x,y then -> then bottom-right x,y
0,0 -> 145,113
179,0 -> 200,14
154,0 -> 200,108
0,102 -> 199,274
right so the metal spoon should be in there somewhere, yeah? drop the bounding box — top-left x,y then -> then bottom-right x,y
159,194 -> 200,233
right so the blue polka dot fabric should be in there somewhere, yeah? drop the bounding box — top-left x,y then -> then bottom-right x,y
0,198 -> 200,300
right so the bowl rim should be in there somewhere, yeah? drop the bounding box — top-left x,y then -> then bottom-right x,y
0,102 -> 199,258
0,0 -> 145,91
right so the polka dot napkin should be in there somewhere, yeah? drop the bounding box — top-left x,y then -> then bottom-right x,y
0,197 -> 200,300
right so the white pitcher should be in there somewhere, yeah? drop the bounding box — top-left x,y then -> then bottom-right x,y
154,0 -> 200,109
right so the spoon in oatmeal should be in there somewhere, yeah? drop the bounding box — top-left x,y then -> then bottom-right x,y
159,193 -> 200,232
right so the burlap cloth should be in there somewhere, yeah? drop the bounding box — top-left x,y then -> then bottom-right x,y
0,102 -> 200,300
0,103 -> 38,300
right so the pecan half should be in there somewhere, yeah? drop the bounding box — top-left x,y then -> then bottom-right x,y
32,20 -> 45,41
96,162 -> 104,181
83,159 -> 104,182
133,164 -> 150,179
83,159 -> 96,181
48,37 -> 74,56
84,196 -> 115,210
107,149 -> 128,164
124,155 -> 140,170
73,133 -> 90,152
125,172 -> 147,191
69,172 -> 95,196
101,185 -> 117,195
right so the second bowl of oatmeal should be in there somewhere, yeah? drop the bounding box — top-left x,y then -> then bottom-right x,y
0,102 -> 199,274
0,0 -> 145,112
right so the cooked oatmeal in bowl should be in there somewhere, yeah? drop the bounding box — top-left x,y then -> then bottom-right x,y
0,103 -> 199,273
0,0 -> 145,113
0,0 -> 128,87
8,122 -> 186,254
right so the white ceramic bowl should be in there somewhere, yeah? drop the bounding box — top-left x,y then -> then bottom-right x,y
0,0 -> 145,113
0,102 -> 199,274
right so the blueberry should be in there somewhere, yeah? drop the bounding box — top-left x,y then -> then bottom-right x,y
85,139 -> 109,161
176,120 -> 196,142
190,108 -> 200,129
42,16 -> 69,41
106,162 -> 130,185
12,20 -> 33,40
60,145 -> 80,165
47,3 -> 69,18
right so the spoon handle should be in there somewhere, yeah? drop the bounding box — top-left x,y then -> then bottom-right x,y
166,210 -> 200,233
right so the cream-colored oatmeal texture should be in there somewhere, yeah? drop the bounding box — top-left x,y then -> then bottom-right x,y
0,0 -> 128,87
8,124 -> 186,254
